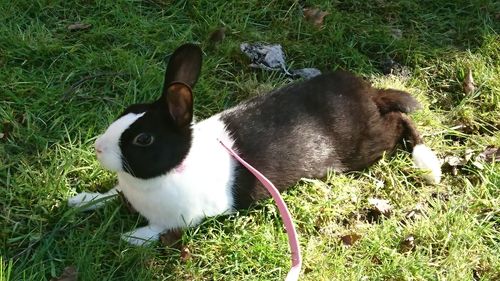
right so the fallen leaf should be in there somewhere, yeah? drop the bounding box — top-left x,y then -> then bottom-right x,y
464,148 -> 475,162
208,27 -> 226,46
371,255 -> 382,265
341,233 -> 361,246
443,155 -> 466,166
367,198 -> 392,216
180,246 -> 191,262
51,266 -> 77,281
442,154 -> 467,176
380,58 -> 411,77
463,69 -> 475,95
160,229 -> 183,250
405,203 -> 424,221
399,235 -> 415,253
67,22 -> 92,31
442,147 -> 497,174
303,7 -> 329,27
431,192 -> 450,202
471,160 -> 484,170
477,146 -> 500,163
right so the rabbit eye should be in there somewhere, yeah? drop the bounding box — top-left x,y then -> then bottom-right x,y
133,133 -> 154,147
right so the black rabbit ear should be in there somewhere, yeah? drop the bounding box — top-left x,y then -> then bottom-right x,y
165,82 -> 193,128
162,43 -> 203,91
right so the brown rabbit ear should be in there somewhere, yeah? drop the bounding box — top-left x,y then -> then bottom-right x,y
374,89 -> 421,114
165,82 -> 193,128
162,43 -> 203,92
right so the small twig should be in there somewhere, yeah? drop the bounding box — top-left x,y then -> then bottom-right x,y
61,72 -> 128,100
422,125 -> 466,137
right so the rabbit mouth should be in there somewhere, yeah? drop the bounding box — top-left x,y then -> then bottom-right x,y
94,112 -> 145,173
95,140 -> 123,172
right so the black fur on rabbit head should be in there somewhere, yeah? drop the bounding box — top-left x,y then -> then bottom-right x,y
94,44 -> 202,179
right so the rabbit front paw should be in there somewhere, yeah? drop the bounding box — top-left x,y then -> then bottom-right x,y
68,192 -> 103,210
121,225 -> 164,246
68,187 -> 119,211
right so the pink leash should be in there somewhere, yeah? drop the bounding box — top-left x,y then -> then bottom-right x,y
218,140 -> 302,281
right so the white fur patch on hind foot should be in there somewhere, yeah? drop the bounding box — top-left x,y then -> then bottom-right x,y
412,144 -> 442,184
121,225 -> 164,246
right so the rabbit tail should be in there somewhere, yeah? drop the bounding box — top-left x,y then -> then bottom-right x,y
374,89 -> 442,184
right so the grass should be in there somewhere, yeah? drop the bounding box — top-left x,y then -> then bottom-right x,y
1,0 -> 499,280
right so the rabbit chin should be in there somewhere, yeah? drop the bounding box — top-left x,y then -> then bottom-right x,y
96,151 -> 122,172
95,112 -> 146,173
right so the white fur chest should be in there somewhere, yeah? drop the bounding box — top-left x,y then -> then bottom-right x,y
117,115 -> 236,230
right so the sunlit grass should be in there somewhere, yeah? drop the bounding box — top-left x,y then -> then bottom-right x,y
1,0 -> 499,280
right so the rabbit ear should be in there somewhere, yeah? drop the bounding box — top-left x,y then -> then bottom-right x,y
162,43 -> 203,91
164,82 -> 193,128
373,89 -> 421,114
160,44 -> 202,128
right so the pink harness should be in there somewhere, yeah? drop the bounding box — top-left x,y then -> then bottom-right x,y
219,140 -> 302,281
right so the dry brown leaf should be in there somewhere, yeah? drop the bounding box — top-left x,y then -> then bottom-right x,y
208,27 -> 227,45
159,229 -> 183,249
463,69 -> 475,95
67,22 -> 92,31
442,147 -> 498,174
405,203 -> 424,221
477,146 -> 500,163
399,235 -> 415,253
464,148 -> 475,162
303,7 -> 329,27
180,246 -> 191,262
51,266 -> 78,281
368,198 -> 392,216
442,154 -> 467,176
443,155 -> 467,167
371,255 -> 382,265
341,233 -> 361,246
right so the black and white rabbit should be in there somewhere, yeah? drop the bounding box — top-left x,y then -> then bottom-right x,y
68,43 -> 441,245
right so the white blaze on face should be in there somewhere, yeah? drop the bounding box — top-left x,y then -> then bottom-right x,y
95,112 -> 145,172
